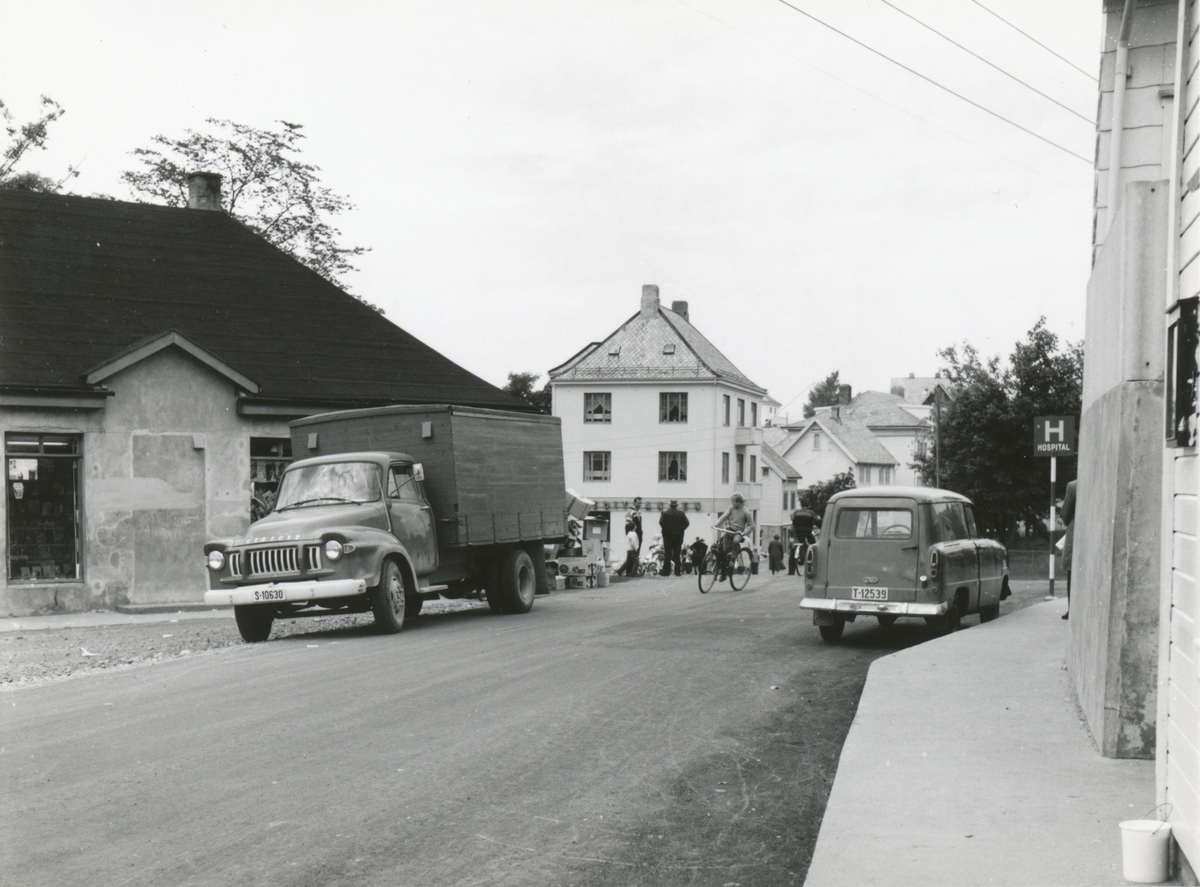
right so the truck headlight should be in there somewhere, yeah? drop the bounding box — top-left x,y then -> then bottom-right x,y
325,539 -> 344,561
207,550 -> 226,571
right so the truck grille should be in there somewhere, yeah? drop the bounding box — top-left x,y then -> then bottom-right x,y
231,545 -> 321,577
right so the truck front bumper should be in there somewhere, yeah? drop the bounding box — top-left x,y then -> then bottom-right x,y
799,597 -> 949,618
204,578 -> 368,607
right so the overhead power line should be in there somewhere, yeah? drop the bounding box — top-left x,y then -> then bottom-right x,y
969,0 -> 1097,83
672,0 -> 1079,187
879,0 -> 1093,124
770,0 -> 1091,163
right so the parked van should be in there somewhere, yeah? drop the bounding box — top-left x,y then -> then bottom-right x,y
800,487 -> 1009,641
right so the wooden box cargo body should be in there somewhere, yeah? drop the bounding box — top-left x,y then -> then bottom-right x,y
291,404 -> 566,547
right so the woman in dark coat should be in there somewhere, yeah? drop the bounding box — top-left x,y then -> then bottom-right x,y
767,534 -> 784,574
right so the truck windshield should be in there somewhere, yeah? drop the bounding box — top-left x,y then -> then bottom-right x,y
276,462 -> 382,509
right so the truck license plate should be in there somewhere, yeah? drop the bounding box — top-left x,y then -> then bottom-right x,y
851,586 -> 888,601
254,588 -> 286,602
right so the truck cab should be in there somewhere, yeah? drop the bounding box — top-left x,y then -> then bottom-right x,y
800,487 -> 1009,641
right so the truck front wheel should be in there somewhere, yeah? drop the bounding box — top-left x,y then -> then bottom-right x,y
498,549 -> 536,614
234,605 -> 274,643
370,559 -> 407,633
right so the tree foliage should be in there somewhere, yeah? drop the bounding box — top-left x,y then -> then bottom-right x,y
0,96 -> 78,192
803,370 -> 842,418
121,118 -> 371,298
800,470 -> 856,520
912,318 -> 1083,543
503,372 -> 552,414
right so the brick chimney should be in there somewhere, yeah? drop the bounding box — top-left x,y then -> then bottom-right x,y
640,284 -> 660,318
186,172 -> 223,211
670,300 -> 689,322
837,384 -> 852,405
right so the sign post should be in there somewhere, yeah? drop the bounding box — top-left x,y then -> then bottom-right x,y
1033,416 -> 1076,600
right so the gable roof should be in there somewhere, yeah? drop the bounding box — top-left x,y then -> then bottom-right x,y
760,442 -> 801,480
823,390 -> 929,429
548,298 -> 765,394
788,414 -> 898,466
0,190 -> 524,412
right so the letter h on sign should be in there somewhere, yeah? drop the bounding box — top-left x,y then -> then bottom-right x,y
1033,416 -> 1076,456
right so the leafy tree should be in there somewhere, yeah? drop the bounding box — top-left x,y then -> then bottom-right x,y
913,318 -> 1083,543
803,370 -> 842,418
799,470 -> 856,520
502,372 -> 551,414
121,118 -> 371,299
0,96 -> 78,192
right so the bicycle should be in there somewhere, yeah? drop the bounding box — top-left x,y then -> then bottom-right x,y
698,527 -> 753,593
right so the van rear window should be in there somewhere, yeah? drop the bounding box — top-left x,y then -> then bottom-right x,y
834,508 -> 913,539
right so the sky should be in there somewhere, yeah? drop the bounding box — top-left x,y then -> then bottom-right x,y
1,0 -> 1102,419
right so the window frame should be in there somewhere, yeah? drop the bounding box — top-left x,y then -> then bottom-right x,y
723,394 -> 731,427
721,452 -> 729,484
736,452 -> 745,483
659,392 -> 689,424
583,451 -> 611,482
6,433 -> 83,582
658,451 -> 688,482
584,392 -> 613,424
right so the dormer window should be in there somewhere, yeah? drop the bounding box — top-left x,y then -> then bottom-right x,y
663,343 -> 675,355
607,345 -> 621,356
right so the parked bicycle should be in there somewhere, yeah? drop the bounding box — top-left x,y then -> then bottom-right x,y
697,527 -> 753,592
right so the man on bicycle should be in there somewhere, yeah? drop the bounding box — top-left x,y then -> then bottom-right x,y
714,493 -> 755,578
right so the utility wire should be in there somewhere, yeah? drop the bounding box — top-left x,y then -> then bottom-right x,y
879,0 -> 1093,124
969,0 -> 1097,83
672,0 -> 1079,188
770,0 -> 1091,163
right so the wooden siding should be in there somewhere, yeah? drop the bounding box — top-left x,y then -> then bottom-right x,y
291,405 -> 566,548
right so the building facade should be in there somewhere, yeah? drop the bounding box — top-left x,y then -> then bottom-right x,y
548,286 -> 767,547
1075,1 -> 1198,877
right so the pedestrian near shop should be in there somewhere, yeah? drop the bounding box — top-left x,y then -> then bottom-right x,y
1061,479 -> 1077,620
625,497 -> 644,558
689,536 -> 708,574
768,534 -> 784,574
789,501 -> 821,574
615,521 -> 640,577
659,500 -> 689,576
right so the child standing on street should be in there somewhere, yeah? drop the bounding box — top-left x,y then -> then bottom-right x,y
615,521 -> 640,577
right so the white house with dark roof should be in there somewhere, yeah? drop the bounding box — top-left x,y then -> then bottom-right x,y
548,285 -> 768,547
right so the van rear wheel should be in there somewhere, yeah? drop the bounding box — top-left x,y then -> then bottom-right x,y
818,620 -> 845,642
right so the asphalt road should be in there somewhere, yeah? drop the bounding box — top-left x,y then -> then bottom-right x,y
1,574 -> 1047,887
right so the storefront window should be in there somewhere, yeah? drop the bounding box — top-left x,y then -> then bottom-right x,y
251,438 -> 292,522
6,433 -> 82,581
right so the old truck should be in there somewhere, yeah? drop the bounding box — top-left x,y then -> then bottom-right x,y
203,404 -> 567,642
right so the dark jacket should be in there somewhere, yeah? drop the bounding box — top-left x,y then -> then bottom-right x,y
1061,480 -> 1077,570
791,507 -> 821,543
659,506 -> 690,541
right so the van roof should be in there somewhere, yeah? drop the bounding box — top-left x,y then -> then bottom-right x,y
828,485 -> 972,505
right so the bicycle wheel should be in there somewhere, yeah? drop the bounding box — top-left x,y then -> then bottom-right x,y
728,548 -> 752,590
698,550 -> 720,593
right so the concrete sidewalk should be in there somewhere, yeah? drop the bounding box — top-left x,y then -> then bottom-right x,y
804,600 -> 1169,887
0,607 -> 232,633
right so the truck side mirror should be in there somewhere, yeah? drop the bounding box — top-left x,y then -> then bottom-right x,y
412,463 -> 425,483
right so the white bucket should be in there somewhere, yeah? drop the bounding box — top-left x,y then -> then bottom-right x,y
596,570 -> 609,588
1119,819 -> 1172,883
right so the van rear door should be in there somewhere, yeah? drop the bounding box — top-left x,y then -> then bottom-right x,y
825,499 -> 920,602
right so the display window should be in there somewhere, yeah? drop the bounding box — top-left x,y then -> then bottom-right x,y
250,438 -> 292,522
6,433 -> 82,582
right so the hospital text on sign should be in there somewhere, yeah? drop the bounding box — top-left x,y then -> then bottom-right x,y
1033,416 -> 1077,456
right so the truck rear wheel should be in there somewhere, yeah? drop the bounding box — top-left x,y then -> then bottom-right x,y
370,559 -> 407,633
234,605 -> 274,642
498,549 -> 536,614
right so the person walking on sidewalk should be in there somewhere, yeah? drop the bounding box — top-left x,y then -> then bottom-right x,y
688,536 -> 708,575
767,534 -> 784,574
1061,478 -> 1077,619
615,521 -> 640,577
789,501 -> 821,574
625,498 -> 644,560
658,500 -> 689,576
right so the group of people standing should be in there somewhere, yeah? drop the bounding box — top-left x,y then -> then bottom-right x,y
612,492 -> 777,579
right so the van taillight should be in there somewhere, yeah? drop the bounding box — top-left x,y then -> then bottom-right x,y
930,549 -> 940,580
805,545 -> 816,577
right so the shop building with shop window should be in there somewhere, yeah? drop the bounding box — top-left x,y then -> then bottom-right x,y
0,183 -> 524,616
547,285 -> 767,547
